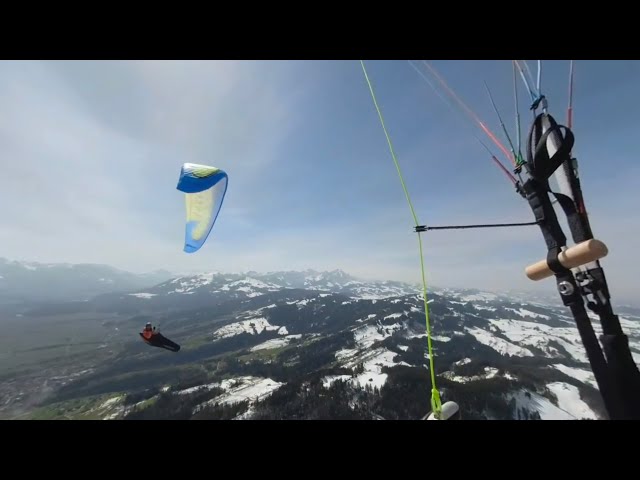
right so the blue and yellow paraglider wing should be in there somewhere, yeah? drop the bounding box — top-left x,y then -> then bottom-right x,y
176,163 -> 228,254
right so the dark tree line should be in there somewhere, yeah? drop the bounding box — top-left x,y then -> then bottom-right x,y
192,401 -> 250,420
250,377 -> 376,420
124,391 -> 194,420
123,386 -> 225,420
123,387 -> 161,405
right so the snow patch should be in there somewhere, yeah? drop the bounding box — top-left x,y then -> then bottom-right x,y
443,366 -> 500,383
432,335 -> 451,342
353,322 -> 403,348
99,396 -> 122,410
551,364 -> 597,388
506,307 -> 551,320
229,277 -> 279,290
619,317 -> 640,336
407,332 -> 427,339
488,318 -> 585,362
190,376 -> 284,415
170,273 -> 219,293
234,406 -> 256,420
335,348 -> 359,361
322,375 -> 352,388
508,389 -> 575,420
474,305 -> 497,312
547,382 -> 598,419
460,292 -> 498,302
176,382 -> 221,396
351,349 -> 409,390
128,293 -> 157,299
213,317 -> 279,339
466,326 -> 534,357
250,335 -> 302,351
212,377 -> 283,406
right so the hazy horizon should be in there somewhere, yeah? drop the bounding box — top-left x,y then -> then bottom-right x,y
1,254 -> 626,308
1,60 -> 638,303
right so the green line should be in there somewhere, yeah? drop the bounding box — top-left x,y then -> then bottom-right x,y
360,62 -> 419,227
360,60 -> 441,416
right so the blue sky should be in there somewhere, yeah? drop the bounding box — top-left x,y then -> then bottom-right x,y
1,60 -> 638,301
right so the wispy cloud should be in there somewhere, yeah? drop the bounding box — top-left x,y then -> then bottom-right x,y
0,60 -> 637,302
0,60 -> 302,269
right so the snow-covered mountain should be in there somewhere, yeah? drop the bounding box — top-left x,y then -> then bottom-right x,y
0,258 -> 173,304
156,274 -> 283,298
25,269 -> 423,317
135,269 -> 420,300
181,289 -> 638,420
6,265 -> 640,421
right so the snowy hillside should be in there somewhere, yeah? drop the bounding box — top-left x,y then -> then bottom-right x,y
162,274 -> 282,298
123,284 -> 636,420
5,265 -> 639,421
235,291 -> 631,406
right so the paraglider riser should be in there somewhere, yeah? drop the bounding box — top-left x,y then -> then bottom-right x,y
518,113 -> 640,420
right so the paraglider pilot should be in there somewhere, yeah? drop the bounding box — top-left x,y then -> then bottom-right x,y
139,322 -> 180,352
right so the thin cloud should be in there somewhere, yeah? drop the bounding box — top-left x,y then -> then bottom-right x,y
0,60 -> 637,303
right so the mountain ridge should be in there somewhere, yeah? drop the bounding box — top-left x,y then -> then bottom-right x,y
0,258 -> 174,304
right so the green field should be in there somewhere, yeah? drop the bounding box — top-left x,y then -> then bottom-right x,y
0,313 -> 131,374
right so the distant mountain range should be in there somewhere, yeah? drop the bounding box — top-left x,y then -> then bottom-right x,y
0,258 -> 173,304
13,267 -> 425,316
139,269 -> 421,301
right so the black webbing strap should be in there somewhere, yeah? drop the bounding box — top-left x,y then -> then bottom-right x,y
414,221 -> 539,232
523,111 -> 640,419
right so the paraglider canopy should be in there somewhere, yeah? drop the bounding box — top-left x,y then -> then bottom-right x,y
176,163 -> 228,254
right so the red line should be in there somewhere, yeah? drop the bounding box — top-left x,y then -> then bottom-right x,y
423,61 -> 515,166
491,156 -> 517,184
